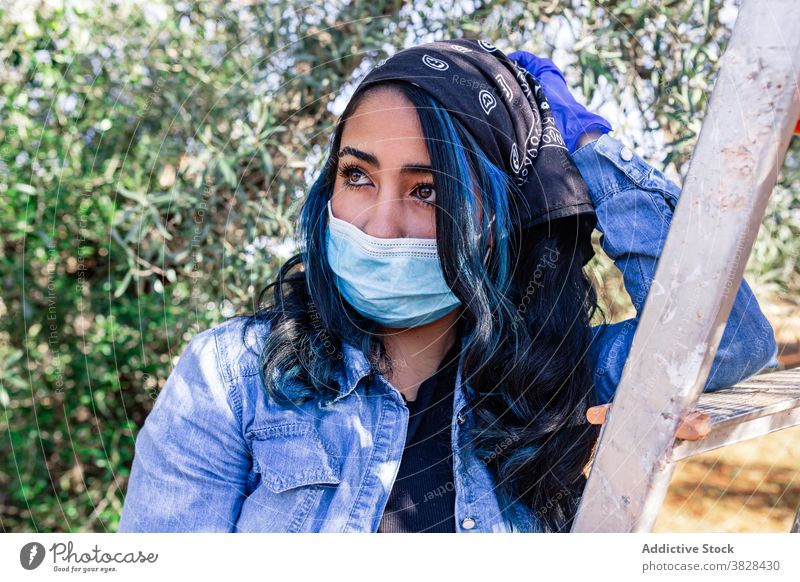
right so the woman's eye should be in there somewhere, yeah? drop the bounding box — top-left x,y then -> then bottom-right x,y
338,165 -> 371,188
348,169 -> 367,183
413,183 -> 436,205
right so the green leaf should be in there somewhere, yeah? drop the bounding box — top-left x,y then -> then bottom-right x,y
217,158 -> 237,187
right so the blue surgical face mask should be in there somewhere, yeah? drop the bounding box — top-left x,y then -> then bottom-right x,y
325,199 -> 462,328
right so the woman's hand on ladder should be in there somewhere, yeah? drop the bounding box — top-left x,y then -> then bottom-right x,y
587,403 -> 712,441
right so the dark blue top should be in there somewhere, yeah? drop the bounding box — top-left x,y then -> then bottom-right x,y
377,340 -> 462,532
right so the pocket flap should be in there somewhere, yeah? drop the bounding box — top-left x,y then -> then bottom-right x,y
247,422 -> 340,494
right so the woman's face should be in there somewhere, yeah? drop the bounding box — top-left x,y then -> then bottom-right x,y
331,88 -> 438,239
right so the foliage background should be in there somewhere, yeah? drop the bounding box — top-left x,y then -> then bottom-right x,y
1,0 -> 797,532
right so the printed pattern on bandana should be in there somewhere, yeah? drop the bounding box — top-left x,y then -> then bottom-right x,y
355,38 -> 596,235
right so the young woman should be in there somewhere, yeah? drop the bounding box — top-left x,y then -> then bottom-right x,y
118,39 -> 778,533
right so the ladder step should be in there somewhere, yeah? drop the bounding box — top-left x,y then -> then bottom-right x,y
672,367 -> 800,461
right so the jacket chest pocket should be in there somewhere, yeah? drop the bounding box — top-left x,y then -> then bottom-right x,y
247,422 -> 341,494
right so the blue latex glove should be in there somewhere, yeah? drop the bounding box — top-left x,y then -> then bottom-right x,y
507,50 -> 613,154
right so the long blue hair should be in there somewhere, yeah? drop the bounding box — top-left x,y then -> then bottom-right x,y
243,79 -> 603,532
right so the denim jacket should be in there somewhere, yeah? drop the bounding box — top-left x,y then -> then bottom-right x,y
118,133 -> 779,533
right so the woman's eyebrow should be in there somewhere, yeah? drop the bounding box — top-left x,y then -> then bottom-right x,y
337,146 -> 433,175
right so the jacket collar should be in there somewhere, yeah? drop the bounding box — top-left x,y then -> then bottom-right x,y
331,341 -> 374,403
331,332 -> 470,403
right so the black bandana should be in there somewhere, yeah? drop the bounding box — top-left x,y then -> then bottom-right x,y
351,38 -> 596,260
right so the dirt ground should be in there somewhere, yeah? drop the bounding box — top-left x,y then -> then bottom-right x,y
655,425 -> 800,532
654,295 -> 800,532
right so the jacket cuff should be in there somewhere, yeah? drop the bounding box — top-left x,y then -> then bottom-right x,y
570,132 -> 653,206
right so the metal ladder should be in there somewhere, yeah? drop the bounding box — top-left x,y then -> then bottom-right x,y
571,0 -> 800,533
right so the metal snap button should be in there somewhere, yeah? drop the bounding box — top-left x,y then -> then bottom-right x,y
620,146 -> 633,161
461,517 -> 476,530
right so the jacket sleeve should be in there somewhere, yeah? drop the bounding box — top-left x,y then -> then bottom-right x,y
571,133 -> 780,406
118,327 -> 251,532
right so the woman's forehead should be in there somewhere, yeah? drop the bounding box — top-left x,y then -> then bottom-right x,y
339,90 -> 429,162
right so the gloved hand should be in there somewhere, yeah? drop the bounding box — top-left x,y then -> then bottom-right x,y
507,50 -> 613,153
